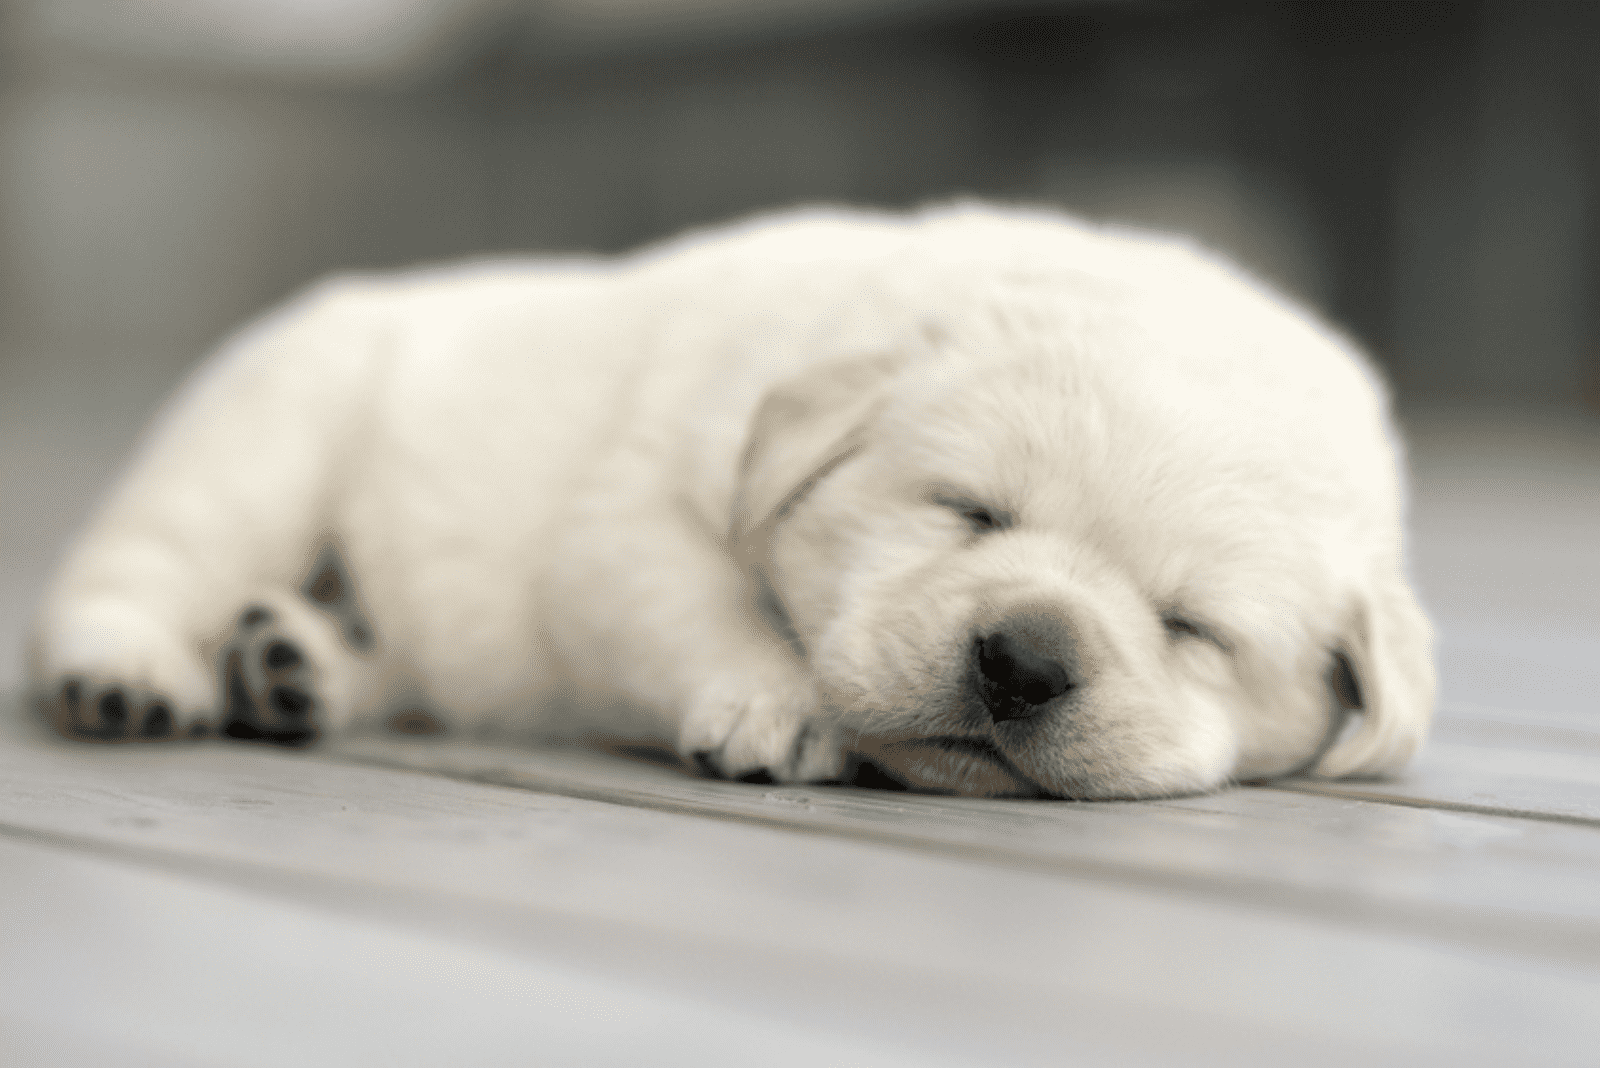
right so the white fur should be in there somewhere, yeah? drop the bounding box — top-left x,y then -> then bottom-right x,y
29,203 -> 1435,798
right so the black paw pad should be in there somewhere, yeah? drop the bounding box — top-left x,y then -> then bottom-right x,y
239,605 -> 274,628
139,704 -> 173,738
222,716 -> 313,745
57,679 -> 93,739
736,768 -> 776,785
223,713 -> 316,748
98,690 -> 128,734
269,686 -> 311,716
263,641 -> 301,670
57,680 -> 82,725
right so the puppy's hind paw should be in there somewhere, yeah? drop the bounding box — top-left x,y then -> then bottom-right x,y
218,604 -> 321,747
52,677 -> 198,742
39,600 -> 215,743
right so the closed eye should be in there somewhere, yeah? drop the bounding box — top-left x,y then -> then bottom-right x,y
1162,611 -> 1229,651
1164,615 -> 1201,638
962,507 -> 998,531
931,491 -> 1013,535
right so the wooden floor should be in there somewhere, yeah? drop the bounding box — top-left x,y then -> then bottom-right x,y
3,408 -> 1599,1066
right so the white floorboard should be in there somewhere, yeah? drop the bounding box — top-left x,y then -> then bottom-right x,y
5,691 -> 1600,1065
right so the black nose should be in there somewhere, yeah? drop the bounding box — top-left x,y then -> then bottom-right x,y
975,627 -> 1076,722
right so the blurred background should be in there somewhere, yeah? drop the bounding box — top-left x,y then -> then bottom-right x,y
1,0 -> 1597,706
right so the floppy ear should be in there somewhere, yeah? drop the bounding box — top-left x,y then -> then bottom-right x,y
729,352 -> 904,574
1310,565 -> 1436,779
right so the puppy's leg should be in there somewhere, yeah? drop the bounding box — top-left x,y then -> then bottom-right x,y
549,496 -> 845,784
31,282 -> 381,741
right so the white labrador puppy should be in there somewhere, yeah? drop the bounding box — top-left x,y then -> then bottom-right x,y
29,203 -> 1434,798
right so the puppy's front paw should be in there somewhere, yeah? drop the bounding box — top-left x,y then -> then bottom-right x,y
679,679 -> 845,784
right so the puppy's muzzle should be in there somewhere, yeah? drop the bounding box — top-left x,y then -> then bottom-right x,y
974,609 -> 1080,723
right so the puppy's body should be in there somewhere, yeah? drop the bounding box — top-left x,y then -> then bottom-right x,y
31,204 -> 1434,797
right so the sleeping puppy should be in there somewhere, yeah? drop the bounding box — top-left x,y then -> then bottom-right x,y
29,203 -> 1434,798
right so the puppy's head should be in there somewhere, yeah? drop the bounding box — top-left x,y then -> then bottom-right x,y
731,269 -> 1433,799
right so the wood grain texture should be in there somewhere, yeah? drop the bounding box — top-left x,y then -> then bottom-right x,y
4,693 -> 1600,1065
